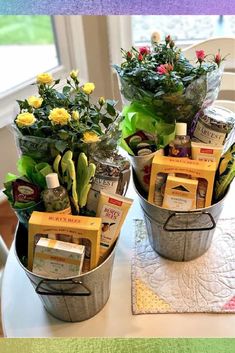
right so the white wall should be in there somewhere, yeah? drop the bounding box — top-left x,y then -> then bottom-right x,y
0,126 -> 18,189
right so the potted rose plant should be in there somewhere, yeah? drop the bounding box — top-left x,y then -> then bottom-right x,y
14,70 -> 120,163
114,34 -> 225,151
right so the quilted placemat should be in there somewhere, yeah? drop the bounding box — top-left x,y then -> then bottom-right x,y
132,219 -> 235,314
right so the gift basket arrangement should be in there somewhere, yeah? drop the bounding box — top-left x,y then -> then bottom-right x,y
3,34 -> 235,321
3,70 -> 132,322
114,34 -> 235,261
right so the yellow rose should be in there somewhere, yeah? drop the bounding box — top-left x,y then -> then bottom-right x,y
83,131 -> 100,143
82,82 -> 95,95
27,96 -> 43,109
37,73 -> 53,85
151,31 -> 161,44
48,108 -> 71,126
98,97 -> 105,106
70,70 -> 79,79
15,112 -> 36,127
72,110 -> 79,120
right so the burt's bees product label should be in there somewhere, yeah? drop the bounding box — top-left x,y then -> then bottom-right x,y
96,191 -> 133,263
28,212 -> 102,271
32,238 -> 85,278
162,175 -> 198,211
191,141 -> 223,168
99,203 -> 123,249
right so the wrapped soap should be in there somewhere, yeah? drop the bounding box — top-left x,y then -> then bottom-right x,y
192,106 -> 235,150
214,143 -> 235,202
33,238 -> 85,278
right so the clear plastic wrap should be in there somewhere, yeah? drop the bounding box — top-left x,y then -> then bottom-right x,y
118,67 -> 223,125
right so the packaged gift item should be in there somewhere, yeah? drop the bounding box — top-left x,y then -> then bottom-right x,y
129,148 -> 164,193
32,238 -> 85,278
191,141 -> 223,168
96,191 -> 133,263
192,106 -> 235,148
42,173 -> 71,214
153,172 -> 167,207
162,176 -> 198,211
124,130 -> 157,156
169,123 -> 191,158
87,151 -> 130,213
214,143 -> 235,202
196,178 -> 208,209
28,211 -> 102,271
12,179 -> 41,204
148,155 -> 216,207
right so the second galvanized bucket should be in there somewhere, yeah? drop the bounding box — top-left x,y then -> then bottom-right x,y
15,223 -> 116,322
133,174 -> 228,261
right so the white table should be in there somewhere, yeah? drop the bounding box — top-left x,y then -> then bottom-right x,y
2,182 -> 235,337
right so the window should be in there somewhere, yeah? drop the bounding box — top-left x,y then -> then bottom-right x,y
132,15 -> 235,46
0,16 -> 88,128
0,16 -> 59,94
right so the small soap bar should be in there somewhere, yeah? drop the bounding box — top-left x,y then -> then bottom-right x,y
32,238 -> 85,278
162,176 -> 198,211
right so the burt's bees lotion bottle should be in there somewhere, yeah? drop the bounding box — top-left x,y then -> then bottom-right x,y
42,173 -> 71,214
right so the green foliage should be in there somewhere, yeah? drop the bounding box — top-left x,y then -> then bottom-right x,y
15,73 -> 120,158
115,36 -> 222,125
0,16 -> 53,45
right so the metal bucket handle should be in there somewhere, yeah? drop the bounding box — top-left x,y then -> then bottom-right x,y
35,279 -> 91,296
163,211 -> 216,232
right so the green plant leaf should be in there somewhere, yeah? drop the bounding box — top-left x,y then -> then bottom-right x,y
55,140 -> 68,153
106,103 -> 116,117
62,86 -> 71,95
17,155 -> 36,176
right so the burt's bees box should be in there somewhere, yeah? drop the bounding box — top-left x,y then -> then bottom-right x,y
28,212 -> 102,271
148,155 -> 217,208
162,175 -> 198,211
32,238 -> 85,278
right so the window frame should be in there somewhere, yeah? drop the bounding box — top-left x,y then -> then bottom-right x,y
0,16 -> 87,128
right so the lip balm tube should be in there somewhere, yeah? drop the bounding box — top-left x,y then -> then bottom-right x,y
96,191 -> 133,263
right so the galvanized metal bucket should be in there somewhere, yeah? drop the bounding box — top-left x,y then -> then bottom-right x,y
133,173 -> 228,261
15,223 -> 116,322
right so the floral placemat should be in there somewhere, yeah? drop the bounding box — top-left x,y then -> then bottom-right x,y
132,219 -> 235,314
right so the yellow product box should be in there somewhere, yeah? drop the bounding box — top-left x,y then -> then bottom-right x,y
191,141 -> 223,168
32,238 -> 85,278
162,176 -> 198,211
28,212 -> 102,271
96,191 -> 133,263
148,155 -> 217,208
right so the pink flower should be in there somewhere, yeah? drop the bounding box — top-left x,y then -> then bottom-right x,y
215,51 -> 221,66
127,51 -> 132,59
157,64 -> 168,75
157,63 -> 174,75
165,35 -> 171,43
138,53 -> 143,61
196,50 -> 206,63
139,46 -> 150,55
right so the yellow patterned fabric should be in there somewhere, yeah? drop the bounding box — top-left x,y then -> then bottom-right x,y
134,279 -> 172,313
132,219 -> 235,314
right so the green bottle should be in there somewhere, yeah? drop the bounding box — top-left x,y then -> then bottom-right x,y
42,173 -> 71,213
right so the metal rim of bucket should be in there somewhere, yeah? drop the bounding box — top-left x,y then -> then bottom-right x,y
14,224 -> 117,282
